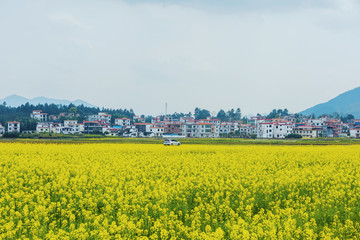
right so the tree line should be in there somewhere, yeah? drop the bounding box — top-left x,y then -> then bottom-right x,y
0,102 -> 135,130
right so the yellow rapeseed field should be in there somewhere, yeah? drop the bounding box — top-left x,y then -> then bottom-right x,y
1,143 -> 360,239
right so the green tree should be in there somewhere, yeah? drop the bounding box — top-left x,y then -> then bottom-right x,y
194,108 -> 211,120
216,109 -> 227,121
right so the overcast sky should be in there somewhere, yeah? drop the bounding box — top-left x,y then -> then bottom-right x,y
1,0 -> 360,116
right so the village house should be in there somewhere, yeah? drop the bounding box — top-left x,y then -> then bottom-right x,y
180,117 -> 195,124
30,110 -> 48,122
64,120 -> 78,126
56,120 -> 84,134
0,124 -> 5,135
56,126 -> 74,134
88,112 -> 111,124
133,115 -> 145,123
8,122 -> 20,133
83,121 -> 105,134
36,122 -> 60,133
194,123 -> 212,138
181,123 -> 195,137
273,122 -> 293,139
350,127 -> 360,138
48,115 -> 61,121
134,123 -> 151,137
123,125 -> 137,137
292,125 -> 323,138
257,122 -> 274,138
164,122 -> 182,135
102,127 -> 120,136
198,118 -> 221,125
239,124 -> 252,136
150,125 -> 165,137
115,118 -> 131,126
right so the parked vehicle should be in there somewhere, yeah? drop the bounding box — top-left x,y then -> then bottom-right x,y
164,139 -> 181,146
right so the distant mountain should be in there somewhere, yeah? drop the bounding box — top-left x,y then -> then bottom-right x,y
300,87 -> 360,118
0,95 -> 96,108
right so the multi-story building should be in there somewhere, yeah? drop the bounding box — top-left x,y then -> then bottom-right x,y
292,125 -> 323,138
180,117 -> 195,124
150,126 -> 164,137
198,118 -> 221,125
0,124 -> 5,135
8,122 -> 20,133
182,124 -> 196,137
30,110 -> 48,122
257,120 -> 294,139
123,125 -> 138,137
134,123 -> 151,136
115,118 -> 131,126
83,121 -> 104,134
350,128 -> 360,138
36,122 -> 60,133
239,124 -> 252,136
308,118 -> 326,127
194,123 -> 212,138
273,122 -> 293,139
257,122 -> 274,138
88,112 -> 111,124
57,121 -> 84,134
64,120 -> 78,126
164,122 -> 182,135
133,116 -> 145,123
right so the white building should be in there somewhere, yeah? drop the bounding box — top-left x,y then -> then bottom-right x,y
182,124 -> 195,137
239,124 -> 253,136
180,117 -> 195,124
64,120 -> 78,126
273,122 -> 293,139
115,118 -> 131,126
57,123 -> 84,134
71,124 -> 84,133
88,112 -> 111,124
56,126 -> 74,134
308,118 -> 326,127
257,121 -> 293,139
257,122 -> 274,138
198,119 -> 221,125
350,128 -> 360,138
30,110 -> 48,122
194,123 -> 213,138
103,128 -> 120,136
182,123 -> 219,138
293,125 -> 322,138
123,125 -> 138,137
133,115 -> 145,123
36,122 -> 58,133
150,126 -> 164,137
216,122 -> 240,135
8,122 -> 20,133
0,124 -> 5,135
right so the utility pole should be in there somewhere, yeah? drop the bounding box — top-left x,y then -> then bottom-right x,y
165,103 -> 167,116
